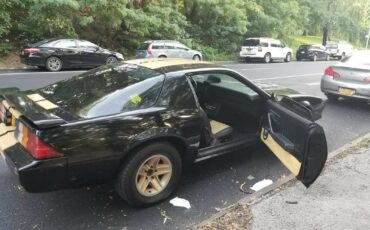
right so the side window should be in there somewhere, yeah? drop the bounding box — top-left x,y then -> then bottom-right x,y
157,76 -> 197,109
79,40 -> 98,48
152,45 -> 165,49
260,42 -> 268,47
270,43 -> 279,48
54,39 -> 77,48
191,73 -> 259,97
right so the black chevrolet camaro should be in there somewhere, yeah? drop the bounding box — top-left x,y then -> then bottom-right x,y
0,59 -> 327,206
20,38 -> 124,71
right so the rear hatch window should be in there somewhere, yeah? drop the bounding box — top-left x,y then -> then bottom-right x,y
242,39 -> 260,47
137,43 -> 150,50
298,45 -> 311,50
326,44 -> 338,49
36,64 -> 165,118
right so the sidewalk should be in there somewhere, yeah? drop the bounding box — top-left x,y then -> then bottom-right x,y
196,136 -> 370,230
250,138 -> 370,230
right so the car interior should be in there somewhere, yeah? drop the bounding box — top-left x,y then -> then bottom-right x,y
189,73 -> 265,149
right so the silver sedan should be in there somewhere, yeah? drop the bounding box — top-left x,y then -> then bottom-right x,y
321,50 -> 370,102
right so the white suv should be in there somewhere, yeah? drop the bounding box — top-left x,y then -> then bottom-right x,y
239,37 -> 293,63
325,42 -> 353,60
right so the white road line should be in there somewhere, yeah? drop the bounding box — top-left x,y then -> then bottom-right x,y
305,82 -> 321,86
255,73 -> 322,81
241,68 -> 272,70
0,70 -> 85,76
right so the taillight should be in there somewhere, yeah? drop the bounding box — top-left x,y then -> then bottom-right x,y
147,44 -> 153,55
324,67 -> 340,78
364,77 -> 370,83
17,122 -> 63,159
258,46 -> 262,52
23,48 -> 39,55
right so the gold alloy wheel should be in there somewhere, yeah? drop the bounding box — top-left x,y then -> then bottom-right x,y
135,154 -> 172,197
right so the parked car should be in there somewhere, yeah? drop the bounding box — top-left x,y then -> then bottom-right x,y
296,44 -> 330,61
321,50 -> 370,102
325,42 -> 353,60
239,37 -> 293,63
0,59 -> 327,207
20,38 -> 124,71
135,40 -> 202,60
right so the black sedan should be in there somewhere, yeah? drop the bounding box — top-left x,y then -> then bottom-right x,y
296,44 -> 330,61
0,59 -> 327,207
20,38 -> 124,71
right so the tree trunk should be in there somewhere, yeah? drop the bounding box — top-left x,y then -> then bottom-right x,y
322,25 -> 329,46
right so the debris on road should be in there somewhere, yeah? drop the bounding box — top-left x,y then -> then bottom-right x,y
239,182 -> 252,194
160,210 -> 172,224
285,200 -> 298,204
247,175 -> 255,180
169,197 -> 191,209
250,179 -> 273,191
196,204 -> 252,230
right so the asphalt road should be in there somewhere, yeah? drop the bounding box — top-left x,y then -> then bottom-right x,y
1,61 -> 370,230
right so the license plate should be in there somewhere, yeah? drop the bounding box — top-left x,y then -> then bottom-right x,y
301,51 -> 305,54
338,87 -> 355,96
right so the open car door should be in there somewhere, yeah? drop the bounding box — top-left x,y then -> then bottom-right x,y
261,99 -> 327,187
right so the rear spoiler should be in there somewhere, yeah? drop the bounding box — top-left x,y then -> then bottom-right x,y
1,89 -> 66,129
0,87 -> 20,96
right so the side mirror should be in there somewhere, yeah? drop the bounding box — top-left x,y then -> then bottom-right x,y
280,95 -> 326,121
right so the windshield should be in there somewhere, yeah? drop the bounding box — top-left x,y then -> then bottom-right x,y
37,64 -> 165,118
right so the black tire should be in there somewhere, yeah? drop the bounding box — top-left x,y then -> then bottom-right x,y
106,56 -> 118,64
341,52 -> 345,60
296,57 -> 301,61
192,55 -> 201,61
263,53 -> 271,63
45,56 -> 62,72
326,93 -> 339,101
312,54 -> 317,62
115,142 -> 182,207
158,55 -> 167,58
284,53 -> 291,62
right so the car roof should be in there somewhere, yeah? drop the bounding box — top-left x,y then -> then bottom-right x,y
245,37 -> 280,42
145,40 -> 179,44
125,58 -> 219,73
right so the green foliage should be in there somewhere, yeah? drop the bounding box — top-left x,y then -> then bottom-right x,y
0,0 -> 369,58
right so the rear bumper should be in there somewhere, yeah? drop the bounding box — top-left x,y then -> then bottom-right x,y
321,75 -> 370,100
0,125 -> 68,192
20,55 -> 45,67
296,53 -> 315,60
239,51 -> 265,59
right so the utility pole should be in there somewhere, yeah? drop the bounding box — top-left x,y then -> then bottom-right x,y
366,27 -> 370,49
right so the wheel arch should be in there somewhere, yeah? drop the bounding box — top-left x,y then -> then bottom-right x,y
121,134 -> 193,171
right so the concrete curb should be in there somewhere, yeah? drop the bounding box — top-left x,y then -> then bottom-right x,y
195,131 -> 370,229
